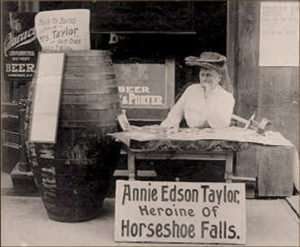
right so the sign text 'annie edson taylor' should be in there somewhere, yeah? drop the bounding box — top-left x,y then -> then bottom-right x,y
115,181 -> 246,244
4,12 -> 40,81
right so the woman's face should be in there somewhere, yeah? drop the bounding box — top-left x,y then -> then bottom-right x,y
199,68 -> 221,93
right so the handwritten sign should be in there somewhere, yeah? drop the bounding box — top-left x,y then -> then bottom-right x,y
259,1 -> 299,66
115,181 -> 246,244
35,9 -> 90,51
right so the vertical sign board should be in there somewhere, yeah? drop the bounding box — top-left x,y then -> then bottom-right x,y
35,9 -> 90,51
259,1 -> 299,66
115,181 -> 246,244
4,12 -> 39,81
29,53 -> 64,143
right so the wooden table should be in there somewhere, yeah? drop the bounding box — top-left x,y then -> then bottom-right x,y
110,129 -> 246,181
126,149 -> 234,181
109,127 -> 295,196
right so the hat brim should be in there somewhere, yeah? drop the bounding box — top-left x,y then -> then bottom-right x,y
197,62 -> 223,74
198,57 -> 225,63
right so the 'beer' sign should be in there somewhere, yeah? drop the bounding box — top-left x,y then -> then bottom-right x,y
115,180 -> 246,244
4,12 -> 39,81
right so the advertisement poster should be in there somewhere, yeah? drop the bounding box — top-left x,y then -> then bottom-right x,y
3,12 -> 40,81
114,63 -> 167,108
259,1 -> 299,66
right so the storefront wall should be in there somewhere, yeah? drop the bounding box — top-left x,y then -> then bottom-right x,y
2,0 -> 298,196
232,0 -> 298,196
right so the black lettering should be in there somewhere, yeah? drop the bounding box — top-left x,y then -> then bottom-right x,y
208,190 -> 215,203
188,208 -> 195,217
132,188 -> 140,201
146,223 -> 154,237
163,223 -> 171,237
228,225 -> 237,239
189,224 -> 196,238
234,190 -> 240,204
223,185 -> 227,203
149,207 -> 156,216
138,205 -> 149,216
228,191 -> 234,202
216,188 -> 223,204
156,223 -> 163,237
178,208 -> 187,216
191,189 -> 199,202
177,188 -> 184,201
201,221 -> 209,238
210,224 -> 218,238
122,184 -> 131,205
151,188 -> 158,201
121,219 -> 129,237
161,185 -> 168,201
139,223 -> 147,237
157,207 -> 164,216
201,185 -> 209,202
140,188 -> 148,201
170,185 -> 176,201
172,220 -> 180,238
180,224 -> 187,238
130,222 -> 138,237
165,207 -> 172,216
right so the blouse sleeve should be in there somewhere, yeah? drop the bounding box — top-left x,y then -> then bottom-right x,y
160,86 -> 192,128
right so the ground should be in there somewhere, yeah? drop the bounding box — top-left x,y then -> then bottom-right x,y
1,172 -> 299,247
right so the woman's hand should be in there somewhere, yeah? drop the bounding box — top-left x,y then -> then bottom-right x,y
201,83 -> 215,98
160,121 -> 179,133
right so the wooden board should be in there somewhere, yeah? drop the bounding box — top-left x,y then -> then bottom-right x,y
235,0 -> 260,180
257,146 -> 294,197
235,0 -> 298,196
29,53 -> 64,143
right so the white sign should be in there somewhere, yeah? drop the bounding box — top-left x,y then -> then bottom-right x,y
29,53 -> 64,143
35,9 -> 90,51
115,181 -> 246,244
259,1 -> 299,66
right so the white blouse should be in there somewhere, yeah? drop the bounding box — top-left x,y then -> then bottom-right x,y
161,84 -> 235,129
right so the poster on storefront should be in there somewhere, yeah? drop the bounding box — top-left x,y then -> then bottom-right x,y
259,1 -> 299,66
114,62 -> 167,108
113,59 -> 175,121
34,9 -> 90,51
3,12 -> 40,81
115,180 -> 246,244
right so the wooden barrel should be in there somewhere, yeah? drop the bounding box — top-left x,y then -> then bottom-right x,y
28,50 -> 121,222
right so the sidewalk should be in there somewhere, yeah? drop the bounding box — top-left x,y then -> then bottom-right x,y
1,172 -> 299,246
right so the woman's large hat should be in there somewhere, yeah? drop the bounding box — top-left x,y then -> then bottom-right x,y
185,52 -> 226,74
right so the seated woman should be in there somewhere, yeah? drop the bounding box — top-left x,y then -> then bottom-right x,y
161,52 -> 235,129
156,52 -> 235,182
